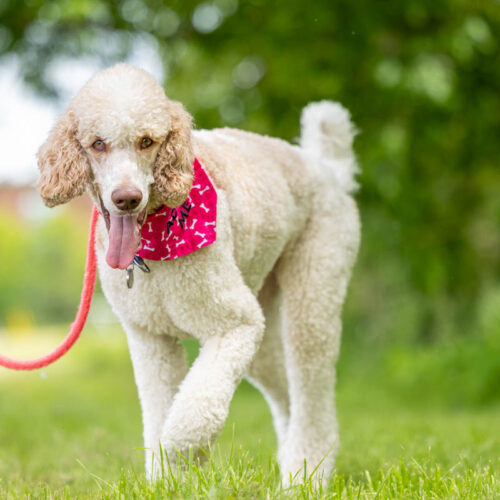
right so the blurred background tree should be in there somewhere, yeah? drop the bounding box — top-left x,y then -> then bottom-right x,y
0,0 -> 499,401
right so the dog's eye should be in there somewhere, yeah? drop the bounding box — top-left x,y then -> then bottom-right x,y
92,140 -> 106,152
140,137 -> 154,149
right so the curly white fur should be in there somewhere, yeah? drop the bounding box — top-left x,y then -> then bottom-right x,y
37,64 -> 361,486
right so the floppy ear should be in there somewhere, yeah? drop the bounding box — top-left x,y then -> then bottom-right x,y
152,100 -> 194,208
36,110 -> 90,208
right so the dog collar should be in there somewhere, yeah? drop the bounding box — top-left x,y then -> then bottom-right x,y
137,158 -> 217,261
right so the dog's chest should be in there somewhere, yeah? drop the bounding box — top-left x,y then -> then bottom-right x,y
97,256 -> 191,338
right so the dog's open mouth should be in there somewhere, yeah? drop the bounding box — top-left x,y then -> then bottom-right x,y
99,197 -> 147,270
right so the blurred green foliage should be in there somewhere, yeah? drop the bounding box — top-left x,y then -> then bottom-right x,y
0,214 -> 87,325
1,1 -> 499,398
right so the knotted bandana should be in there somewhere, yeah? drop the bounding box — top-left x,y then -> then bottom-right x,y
137,158 -> 217,261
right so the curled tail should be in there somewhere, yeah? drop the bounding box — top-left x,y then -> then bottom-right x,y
300,100 -> 359,193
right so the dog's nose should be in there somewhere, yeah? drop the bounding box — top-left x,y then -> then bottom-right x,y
111,187 -> 143,211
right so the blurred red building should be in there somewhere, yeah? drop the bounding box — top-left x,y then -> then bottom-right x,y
0,183 -> 93,221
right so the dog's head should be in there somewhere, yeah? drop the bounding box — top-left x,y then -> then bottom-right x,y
37,63 -> 194,269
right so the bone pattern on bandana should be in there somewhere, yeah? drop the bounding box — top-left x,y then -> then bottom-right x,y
137,158 -> 217,261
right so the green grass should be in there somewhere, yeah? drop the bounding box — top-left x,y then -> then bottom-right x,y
0,328 -> 499,498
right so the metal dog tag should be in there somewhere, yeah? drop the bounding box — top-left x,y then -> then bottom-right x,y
125,256 -> 151,288
126,265 -> 134,289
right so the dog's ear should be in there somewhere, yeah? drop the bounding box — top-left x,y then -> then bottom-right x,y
36,110 -> 89,208
152,100 -> 194,208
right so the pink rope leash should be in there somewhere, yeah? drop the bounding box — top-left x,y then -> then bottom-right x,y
0,206 -> 98,370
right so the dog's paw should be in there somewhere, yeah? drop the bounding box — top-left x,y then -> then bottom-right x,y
278,440 -> 335,488
146,440 -> 209,482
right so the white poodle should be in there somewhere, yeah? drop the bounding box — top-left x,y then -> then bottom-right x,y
37,63 -> 360,484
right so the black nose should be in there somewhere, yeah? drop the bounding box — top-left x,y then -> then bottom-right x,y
111,187 -> 143,211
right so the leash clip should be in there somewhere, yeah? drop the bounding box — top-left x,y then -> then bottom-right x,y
133,255 -> 151,273
125,256 -> 151,289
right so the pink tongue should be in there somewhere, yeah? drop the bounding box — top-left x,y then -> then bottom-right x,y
106,214 -> 141,269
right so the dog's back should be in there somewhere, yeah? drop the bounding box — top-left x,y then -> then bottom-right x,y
191,101 -> 358,292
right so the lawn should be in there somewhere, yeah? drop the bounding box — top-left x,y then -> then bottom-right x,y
0,327 -> 499,499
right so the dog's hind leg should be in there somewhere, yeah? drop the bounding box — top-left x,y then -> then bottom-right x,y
246,272 -> 290,452
276,191 -> 360,485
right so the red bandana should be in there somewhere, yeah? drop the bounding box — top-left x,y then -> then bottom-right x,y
137,158 -> 217,261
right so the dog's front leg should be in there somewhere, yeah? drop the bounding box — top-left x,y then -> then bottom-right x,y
124,323 -> 188,478
158,286 -> 265,468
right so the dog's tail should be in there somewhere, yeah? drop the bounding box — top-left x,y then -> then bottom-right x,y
300,100 -> 359,193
